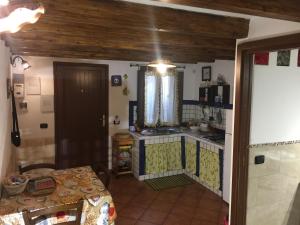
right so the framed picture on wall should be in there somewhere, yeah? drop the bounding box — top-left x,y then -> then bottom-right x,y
202,66 -> 211,81
111,75 -> 122,86
254,52 -> 269,65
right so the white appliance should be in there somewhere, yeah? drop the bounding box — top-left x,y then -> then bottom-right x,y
223,109 -> 233,203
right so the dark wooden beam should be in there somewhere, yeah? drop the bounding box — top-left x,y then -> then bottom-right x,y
154,0 -> 300,22
11,48 -> 217,63
3,0 -> 245,62
8,0 -> 249,39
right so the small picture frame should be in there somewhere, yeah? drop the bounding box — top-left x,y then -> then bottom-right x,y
202,66 -> 211,81
254,52 -> 269,65
111,75 -> 122,86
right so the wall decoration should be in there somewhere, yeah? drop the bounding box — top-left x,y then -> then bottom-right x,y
298,49 -> 300,67
277,50 -> 291,66
41,95 -> 54,113
202,66 -> 211,81
254,52 -> 269,65
27,76 -> 41,95
111,75 -> 122,86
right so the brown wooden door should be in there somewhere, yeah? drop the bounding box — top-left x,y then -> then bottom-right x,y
54,62 -> 108,169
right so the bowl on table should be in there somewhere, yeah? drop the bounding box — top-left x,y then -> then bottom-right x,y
3,174 -> 28,196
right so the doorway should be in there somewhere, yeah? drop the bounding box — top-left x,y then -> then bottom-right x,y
54,62 -> 109,169
231,33 -> 300,225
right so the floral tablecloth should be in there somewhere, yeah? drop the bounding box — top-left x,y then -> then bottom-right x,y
0,166 -> 116,225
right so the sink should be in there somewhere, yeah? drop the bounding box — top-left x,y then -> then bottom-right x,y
141,127 -> 182,136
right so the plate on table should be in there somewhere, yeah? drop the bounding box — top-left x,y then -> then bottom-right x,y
80,187 -> 96,194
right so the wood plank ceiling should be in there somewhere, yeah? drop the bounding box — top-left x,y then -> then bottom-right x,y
154,0 -> 300,23
1,0 -> 250,63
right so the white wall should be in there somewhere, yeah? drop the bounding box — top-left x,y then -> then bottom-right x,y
0,40 -> 12,181
250,49 -> 300,144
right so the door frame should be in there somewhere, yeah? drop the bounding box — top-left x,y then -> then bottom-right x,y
53,61 -> 109,168
231,33 -> 300,225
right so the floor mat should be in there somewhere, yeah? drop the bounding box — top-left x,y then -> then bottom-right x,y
145,174 -> 194,191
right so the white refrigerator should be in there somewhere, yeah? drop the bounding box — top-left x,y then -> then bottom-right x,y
223,109 -> 233,203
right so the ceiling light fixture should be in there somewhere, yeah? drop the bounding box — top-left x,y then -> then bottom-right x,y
0,5 -> 45,33
11,56 -> 31,70
148,60 -> 176,74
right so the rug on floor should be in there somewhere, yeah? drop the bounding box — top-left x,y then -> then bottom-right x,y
145,174 -> 194,191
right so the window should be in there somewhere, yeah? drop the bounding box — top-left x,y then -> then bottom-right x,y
138,69 -> 183,127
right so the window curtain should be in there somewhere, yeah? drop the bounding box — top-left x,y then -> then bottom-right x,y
144,70 -> 160,127
160,70 -> 179,126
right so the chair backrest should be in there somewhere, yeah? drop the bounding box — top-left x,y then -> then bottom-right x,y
19,163 -> 56,174
92,163 -> 111,188
23,200 -> 83,225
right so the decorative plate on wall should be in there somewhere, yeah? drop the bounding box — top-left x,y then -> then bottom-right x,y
277,50 -> 291,66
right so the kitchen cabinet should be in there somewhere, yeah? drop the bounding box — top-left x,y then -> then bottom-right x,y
145,142 -> 181,175
199,148 -> 221,192
185,140 -> 197,175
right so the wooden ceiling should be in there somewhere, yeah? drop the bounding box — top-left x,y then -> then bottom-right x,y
155,0 -> 300,22
1,0 -> 250,63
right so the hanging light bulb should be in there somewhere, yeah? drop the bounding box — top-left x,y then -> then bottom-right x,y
0,6 -> 45,33
148,60 -> 176,74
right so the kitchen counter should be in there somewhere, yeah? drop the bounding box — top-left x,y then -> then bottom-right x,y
130,131 -> 224,149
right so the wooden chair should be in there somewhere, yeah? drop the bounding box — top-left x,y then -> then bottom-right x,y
23,200 -> 83,225
92,163 -> 111,188
19,163 -> 56,174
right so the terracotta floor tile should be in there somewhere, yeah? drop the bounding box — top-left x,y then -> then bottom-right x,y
140,209 -> 168,224
119,205 -> 146,220
171,204 -> 196,217
135,221 -> 157,225
178,195 -> 200,207
149,199 -> 174,213
191,219 -> 219,225
156,192 -> 179,204
197,199 -> 222,212
116,216 -> 137,225
112,193 -> 134,205
193,209 -> 220,223
163,213 -> 192,225
110,176 -> 227,225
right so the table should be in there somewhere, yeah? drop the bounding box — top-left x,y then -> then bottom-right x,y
0,166 -> 117,225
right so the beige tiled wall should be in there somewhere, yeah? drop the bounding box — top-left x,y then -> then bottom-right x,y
16,137 -> 55,169
247,143 -> 300,225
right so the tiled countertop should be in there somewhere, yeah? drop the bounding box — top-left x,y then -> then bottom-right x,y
130,131 -> 224,149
